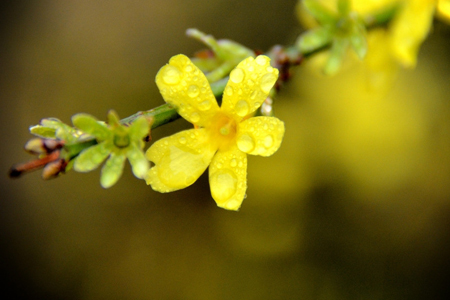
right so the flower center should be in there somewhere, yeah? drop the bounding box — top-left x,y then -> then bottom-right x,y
209,112 -> 238,150
114,132 -> 130,148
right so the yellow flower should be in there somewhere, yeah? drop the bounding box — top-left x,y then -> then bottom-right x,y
146,54 -> 285,211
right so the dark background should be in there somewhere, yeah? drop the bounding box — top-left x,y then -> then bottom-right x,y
1,1 -> 450,299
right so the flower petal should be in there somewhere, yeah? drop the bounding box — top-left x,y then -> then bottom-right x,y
127,143 -> 149,179
100,152 -> 126,188
236,116 -> 285,157
73,141 -> 112,172
146,128 -> 216,192
221,55 -> 279,119
209,146 -> 247,211
155,54 -> 220,127
72,113 -> 112,140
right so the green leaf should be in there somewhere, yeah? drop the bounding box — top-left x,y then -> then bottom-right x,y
73,142 -> 112,172
127,144 -> 149,179
324,38 -> 349,75
72,113 -> 112,140
100,152 -> 126,188
297,27 -> 333,54
303,0 -> 337,24
350,22 -> 368,59
29,125 -> 57,138
128,116 -> 150,142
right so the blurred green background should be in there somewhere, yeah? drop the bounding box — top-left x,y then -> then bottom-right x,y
1,1 -> 450,299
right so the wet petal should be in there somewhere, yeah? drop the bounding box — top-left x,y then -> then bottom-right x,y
146,128 -> 216,192
236,116 -> 285,157
72,113 -> 112,140
155,54 -> 220,127
127,143 -> 149,179
100,152 -> 126,188
73,141 -> 112,172
221,55 -> 279,120
209,146 -> 247,211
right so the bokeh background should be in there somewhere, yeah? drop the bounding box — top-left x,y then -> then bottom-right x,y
1,1 -> 450,299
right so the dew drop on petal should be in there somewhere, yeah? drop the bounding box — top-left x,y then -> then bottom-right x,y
254,102 -> 261,109
190,112 -> 200,123
230,158 -> 237,168
199,100 -> 212,111
187,85 -> 199,98
250,90 -> 258,100
263,135 -> 274,148
185,65 -> 193,73
255,55 -> 269,66
161,66 -> 182,85
225,86 -> 234,96
179,136 -> 187,144
248,65 -> 255,72
235,100 -> 249,117
237,134 -> 255,152
217,162 -> 223,169
230,68 -> 245,83
247,79 -> 254,86
260,73 -> 277,93
210,170 -> 238,203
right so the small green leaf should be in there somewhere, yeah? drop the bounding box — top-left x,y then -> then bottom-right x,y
303,0 -> 337,24
72,113 -> 112,140
324,38 -> 349,75
100,152 -> 126,188
350,22 -> 368,59
74,142 -> 112,172
127,144 -> 149,179
128,116 -> 150,141
297,27 -> 333,54
29,125 -> 57,138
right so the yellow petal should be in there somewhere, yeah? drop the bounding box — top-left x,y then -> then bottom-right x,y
209,146 -> 247,211
437,0 -> 450,22
236,116 -> 285,157
389,0 -> 436,67
146,128 -> 216,192
221,55 -> 279,119
156,54 -> 220,127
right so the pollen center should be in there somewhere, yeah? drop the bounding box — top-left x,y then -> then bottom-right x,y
209,112 -> 238,150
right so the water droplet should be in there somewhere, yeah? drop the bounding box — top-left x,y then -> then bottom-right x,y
161,66 -> 182,85
235,100 -> 249,117
255,56 -> 269,66
230,159 -> 237,168
263,135 -> 274,148
217,162 -> 223,169
263,123 -> 268,130
248,65 -> 255,72
185,65 -> 193,72
210,170 -> 237,203
187,85 -> 199,98
179,136 -> 187,144
193,76 -> 198,82
260,73 -> 277,93
190,112 -> 200,123
254,102 -> 261,109
230,68 -> 245,83
225,86 -> 234,96
238,161 -> 243,168
247,79 -> 255,86
198,100 -> 212,111
237,134 -> 255,152
250,90 -> 258,100
266,66 -> 274,72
